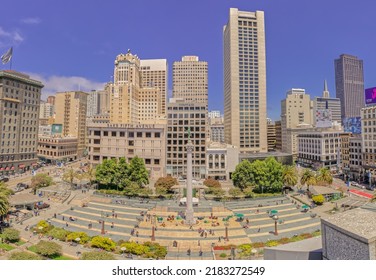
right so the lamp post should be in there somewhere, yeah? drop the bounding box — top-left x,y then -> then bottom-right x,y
225,221 -> 229,241
151,218 -> 156,241
272,215 -> 279,235
101,220 -> 105,235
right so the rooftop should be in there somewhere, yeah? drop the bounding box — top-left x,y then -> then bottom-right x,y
321,208 -> 376,243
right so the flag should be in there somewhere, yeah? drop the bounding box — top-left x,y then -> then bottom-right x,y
1,47 -> 13,64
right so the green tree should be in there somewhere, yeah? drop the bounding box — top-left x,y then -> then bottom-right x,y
312,194 -> 325,205
34,240 -> 62,258
115,157 -> 130,190
31,173 -> 54,194
83,165 -> 97,189
210,187 -> 225,198
95,158 -> 118,188
9,251 -> 42,260
1,228 -> 20,243
282,166 -> 298,188
243,187 -> 255,198
0,182 -> 13,197
0,194 -> 10,218
80,251 -> 115,260
229,188 -> 243,198
128,156 -> 149,187
90,236 -> 116,251
316,167 -> 333,186
232,160 -> 254,190
262,157 -> 283,193
300,169 -> 316,190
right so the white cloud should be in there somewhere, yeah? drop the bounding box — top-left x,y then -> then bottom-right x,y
0,26 -> 24,47
20,17 -> 41,25
27,73 -> 106,100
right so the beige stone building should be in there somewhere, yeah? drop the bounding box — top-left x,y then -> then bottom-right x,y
275,120 -> 282,151
0,70 -> 43,174
54,91 -> 88,157
87,122 -> 166,179
109,51 -> 166,124
339,133 -> 351,180
140,59 -> 168,116
223,8 -> 267,153
38,135 -> 78,163
281,88 -> 313,158
361,106 -> 376,184
297,125 -> 344,170
39,101 -> 54,119
267,118 -> 276,151
172,56 -> 208,104
206,142 -> 239,180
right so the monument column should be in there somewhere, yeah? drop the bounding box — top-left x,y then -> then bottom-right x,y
185,139 -> 195,225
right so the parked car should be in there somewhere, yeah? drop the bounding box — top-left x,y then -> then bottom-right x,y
0,176 -> 9,182
33,203 -> 50,210
15,183 -> 29,192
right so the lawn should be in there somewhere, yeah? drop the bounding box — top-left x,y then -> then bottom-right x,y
52,255 -> 74,260
0,242 -> 16,251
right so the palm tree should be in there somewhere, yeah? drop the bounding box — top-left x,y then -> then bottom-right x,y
0,194 -> 10,219
0,182 -> 13,197
316,167 -> 333,186
282,166 -> 298,189
300,168 -> 316,191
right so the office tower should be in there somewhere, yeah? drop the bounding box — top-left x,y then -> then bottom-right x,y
267,118 -> 276,151
55,91 -> 88,157
47,95 -> 55,105
0,71 -> 43,174
335,54 -> 365,119
87,90 -> 101,117
172,56 -> 208,103
109,51 -> 165,124
281,88 -> 313,157
208,110 -> 221,119
100,84 -> 111,115
39,101 -> 54,119
166,98 -> 207,179
140,59 -> 168,116
223,8 -> 267,153
313,80 -> 342,126
275,120 -> 282,151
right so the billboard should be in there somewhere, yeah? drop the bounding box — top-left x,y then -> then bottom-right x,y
365,87 -> 376,105
51,124 -> 63,135
315,109 -> 332,128
343,117 -> 361,134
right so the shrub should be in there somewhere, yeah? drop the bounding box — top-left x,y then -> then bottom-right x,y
278,238 -> 291,244
203,178 -> 221,188
312,194 -> 325,205
229,188 -> 243,198
312,230 -> 321,237
91,236 -> 116,251
48,227 -> 70,241
238,244 -> 252,257
120,242 -> 149,255
252,242 -> 265,248
243,187 -> 255,198
34,241 -> 62,258
1,228 -> 20,243
219,253 -> 227,258
81,251 -> 116,260
299,233 -> 313,239
35,220 -> 53,233
143,242 -> 167,259
265,240 -> 279,247
9,251 -> 42,260
66,232 -> 90,244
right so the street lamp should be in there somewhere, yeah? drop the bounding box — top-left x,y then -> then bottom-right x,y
272,215 -> 279,235
101,220 -> 105,235
224,221 -> 229,241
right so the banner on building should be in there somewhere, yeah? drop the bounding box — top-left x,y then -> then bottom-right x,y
315,109 -> 332,128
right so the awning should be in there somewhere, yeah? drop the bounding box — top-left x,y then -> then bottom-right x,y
32,163 -> 38,166
11,166 -> 15,170
0,168 -> 4,171
19,164 -> 25,168
5,167 -> 10,171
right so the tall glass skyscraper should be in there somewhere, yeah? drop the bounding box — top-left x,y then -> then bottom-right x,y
334,54 -> 365,119
223,8 -> 267,153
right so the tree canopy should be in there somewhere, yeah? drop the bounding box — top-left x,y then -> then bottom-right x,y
95,157 -> 149,191
31,173 -> 54,194
232,157 -> 284,193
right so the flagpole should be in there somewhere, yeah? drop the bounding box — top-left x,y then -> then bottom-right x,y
9,56 -> 12,70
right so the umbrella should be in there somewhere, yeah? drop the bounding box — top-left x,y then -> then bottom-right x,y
157,217 -> 163,221
302,205 -> 310,209
270,210 -> 278,215
235,213 -> 244,218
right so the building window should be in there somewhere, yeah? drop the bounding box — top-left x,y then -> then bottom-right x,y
120,132 -> 125,137
128,132 -> 134,138
137,132 -> 142,137
145,159 -> 151,164
146,132 -> 151,138
128,140 -> 134,146
111,131 -> 117,137
154,159 -> 160,165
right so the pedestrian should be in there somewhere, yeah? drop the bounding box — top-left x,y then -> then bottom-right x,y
62,216 -> 65,221
198,240 -> 200,246
136,231 -> 139,237
66,222 -> 68,227
115,213 -> 117,219
53,213 -> 57,218
258,227 -> 261,232
218,236 -> 221,242
111,222 -> 114,228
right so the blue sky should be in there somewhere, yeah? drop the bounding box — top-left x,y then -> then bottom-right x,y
1,0 -> 375,120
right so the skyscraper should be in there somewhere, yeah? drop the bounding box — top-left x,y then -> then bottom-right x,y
140,59 -> 168,116
335,54 -> 365,119
223,8 -> 267,153
172,56 -> 208,103
55,91 -> 88,157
